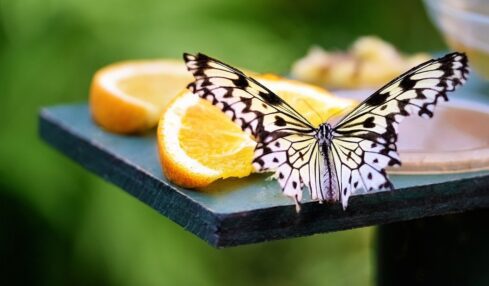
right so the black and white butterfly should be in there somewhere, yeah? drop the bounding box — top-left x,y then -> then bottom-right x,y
183,52 -> 469,210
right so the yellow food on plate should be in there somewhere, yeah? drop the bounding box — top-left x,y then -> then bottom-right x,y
89,60 -> 193,134
291,36 -> 430,89
157,75 -> 355,188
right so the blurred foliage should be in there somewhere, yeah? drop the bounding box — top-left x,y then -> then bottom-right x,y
0,0 -> 444,285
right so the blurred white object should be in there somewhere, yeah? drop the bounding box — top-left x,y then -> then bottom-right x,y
424,0 -> 489,79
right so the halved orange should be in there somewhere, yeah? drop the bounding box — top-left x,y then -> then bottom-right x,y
157,75 -> 355,188
89,60 -> 192,134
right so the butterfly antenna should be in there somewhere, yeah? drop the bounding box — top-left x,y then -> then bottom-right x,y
299,99 -> 325,123
324,106 -> 352,123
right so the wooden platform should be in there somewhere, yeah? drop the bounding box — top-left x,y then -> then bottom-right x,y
39,75 -> 489,248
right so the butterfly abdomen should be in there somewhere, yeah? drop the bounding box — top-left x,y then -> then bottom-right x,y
315,123 -> 339,202
319,143 -> 339,202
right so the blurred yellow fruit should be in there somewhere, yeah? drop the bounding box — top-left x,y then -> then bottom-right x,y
291,36 -> 431,89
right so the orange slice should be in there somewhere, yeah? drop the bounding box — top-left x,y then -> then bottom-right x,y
89,60 -> 193,134
157,75 -> 355,188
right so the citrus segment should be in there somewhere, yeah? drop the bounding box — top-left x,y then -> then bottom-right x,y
158,91 -> 256,188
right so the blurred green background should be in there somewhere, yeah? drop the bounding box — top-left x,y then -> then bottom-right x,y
0,0 -> 444,285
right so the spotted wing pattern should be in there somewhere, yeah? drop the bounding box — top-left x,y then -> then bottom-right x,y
254,135 -> 326,202
330,52 -> 469,208
184,53 -> 328,202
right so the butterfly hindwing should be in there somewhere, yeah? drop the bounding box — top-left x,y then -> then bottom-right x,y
254,134 -> 336,202
331,52 -> 469,208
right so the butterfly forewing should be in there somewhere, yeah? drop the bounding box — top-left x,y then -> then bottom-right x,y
331,52 -> 469,208
184,53 -> 314,139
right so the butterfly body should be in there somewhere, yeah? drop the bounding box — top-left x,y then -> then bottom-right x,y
314,123 -> 337,202
184,52 -> 469,210
316,123 -> 334,145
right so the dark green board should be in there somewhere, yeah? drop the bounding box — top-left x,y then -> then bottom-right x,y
39,75 -> 489,248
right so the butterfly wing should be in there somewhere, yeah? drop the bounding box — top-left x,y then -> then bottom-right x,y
255,135 -> 327,202
184,53 -> 314,138
184,53 -> 328,203
330,52 -> 469,208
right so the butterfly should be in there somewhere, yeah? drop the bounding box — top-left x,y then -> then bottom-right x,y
183,52 -> 469,210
